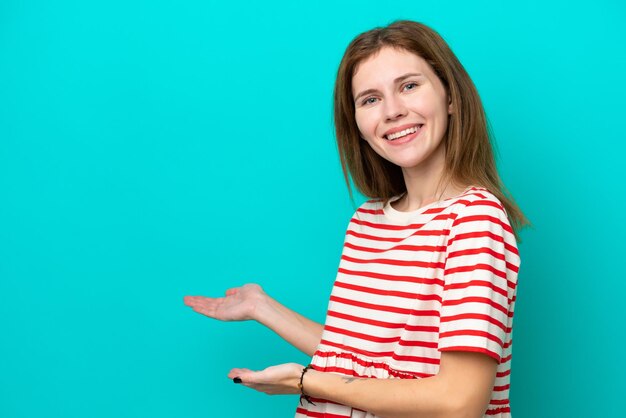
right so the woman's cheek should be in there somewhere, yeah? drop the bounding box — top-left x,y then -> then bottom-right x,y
354,114 -> 369,138
358,111 -> 379,138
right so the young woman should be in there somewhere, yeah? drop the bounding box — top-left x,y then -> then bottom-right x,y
184,20 -> 527,418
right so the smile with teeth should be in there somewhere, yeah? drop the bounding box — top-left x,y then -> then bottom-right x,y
385,125 -> 423,141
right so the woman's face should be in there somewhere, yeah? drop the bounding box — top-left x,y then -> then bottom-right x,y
352,47 -> 451,175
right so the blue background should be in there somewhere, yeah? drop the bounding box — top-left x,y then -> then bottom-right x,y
1,0 -> 625,416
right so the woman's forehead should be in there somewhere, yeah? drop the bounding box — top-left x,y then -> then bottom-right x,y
352,47 -> 433,90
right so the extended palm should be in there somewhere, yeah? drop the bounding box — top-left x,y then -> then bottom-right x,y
184,284 -> 265,321
227,363 -> 303,395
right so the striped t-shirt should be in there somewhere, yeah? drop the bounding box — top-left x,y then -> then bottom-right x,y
295,187 -> 520,418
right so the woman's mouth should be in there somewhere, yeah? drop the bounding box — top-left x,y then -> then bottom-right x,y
384,124 -> 423,142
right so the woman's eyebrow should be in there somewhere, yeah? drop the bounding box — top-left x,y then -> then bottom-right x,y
354,88 -> 378,103
354,73 -> 424,103
395,72 -> 423,83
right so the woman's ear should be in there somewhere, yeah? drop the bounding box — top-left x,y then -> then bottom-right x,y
448,96 -> 453,114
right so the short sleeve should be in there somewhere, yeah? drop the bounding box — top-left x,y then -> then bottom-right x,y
438,198 -> 520,362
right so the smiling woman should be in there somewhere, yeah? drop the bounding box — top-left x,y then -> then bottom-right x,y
352,47 -> 451,196
184,20 -> 528,418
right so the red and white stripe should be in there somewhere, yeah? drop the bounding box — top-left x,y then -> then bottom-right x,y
296,188 -> 520,418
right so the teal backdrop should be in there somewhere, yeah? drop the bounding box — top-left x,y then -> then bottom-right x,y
2,0 -> 625,416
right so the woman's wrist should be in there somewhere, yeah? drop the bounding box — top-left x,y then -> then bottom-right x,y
249,291 -> 273,323
283,363 -> 307,394
298,365 -> 317,405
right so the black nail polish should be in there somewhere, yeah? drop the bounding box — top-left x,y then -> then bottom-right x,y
233,377 -> 242,384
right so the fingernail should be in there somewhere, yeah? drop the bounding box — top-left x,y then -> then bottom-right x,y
233,377 -> 242,384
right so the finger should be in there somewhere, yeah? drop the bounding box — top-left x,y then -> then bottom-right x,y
183,295 -> 197,306
190,306 -> 214,317
184,296 -> 219,310
183,296 -> 209,306
185,298 -> 222,316
225,288 -> 239,296
228,368 -> 255,380
190,303 -> 220,318
185,300 -> 209,311
243,383 -> 268,392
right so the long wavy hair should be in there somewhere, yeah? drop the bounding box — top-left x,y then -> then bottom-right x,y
334,20 -> 528,237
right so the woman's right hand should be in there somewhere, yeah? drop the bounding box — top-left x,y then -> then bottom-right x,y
183,284 -> 267,322
185,283 -> 323,356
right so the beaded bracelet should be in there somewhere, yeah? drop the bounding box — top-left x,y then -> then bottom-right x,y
298,364 -> 316,406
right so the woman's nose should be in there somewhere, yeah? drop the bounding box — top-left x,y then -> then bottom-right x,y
384,96 -> 407,121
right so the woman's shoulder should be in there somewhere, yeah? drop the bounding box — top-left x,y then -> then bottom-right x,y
445,186 -> 512,226
351,187 -> 509,223
450,186 -> 507,212
447,186 -> 516,240
353,198 -> 386,216
353,195 -> 388,209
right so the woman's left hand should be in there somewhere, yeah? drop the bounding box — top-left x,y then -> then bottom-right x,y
227,363 -> 304,395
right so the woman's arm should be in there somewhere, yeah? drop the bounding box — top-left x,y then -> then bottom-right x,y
252,291 -> 324,356
308,351 -> 496,418
228,351 -> 497,418
184,284 -> 323,356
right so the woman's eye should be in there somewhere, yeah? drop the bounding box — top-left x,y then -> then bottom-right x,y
362,97 -> 378,105
403,82 -> 418,91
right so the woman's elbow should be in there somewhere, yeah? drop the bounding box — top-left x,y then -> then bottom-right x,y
444,391 -> 491,418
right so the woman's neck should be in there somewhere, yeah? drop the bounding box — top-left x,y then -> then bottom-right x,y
392,149 -> 466,212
